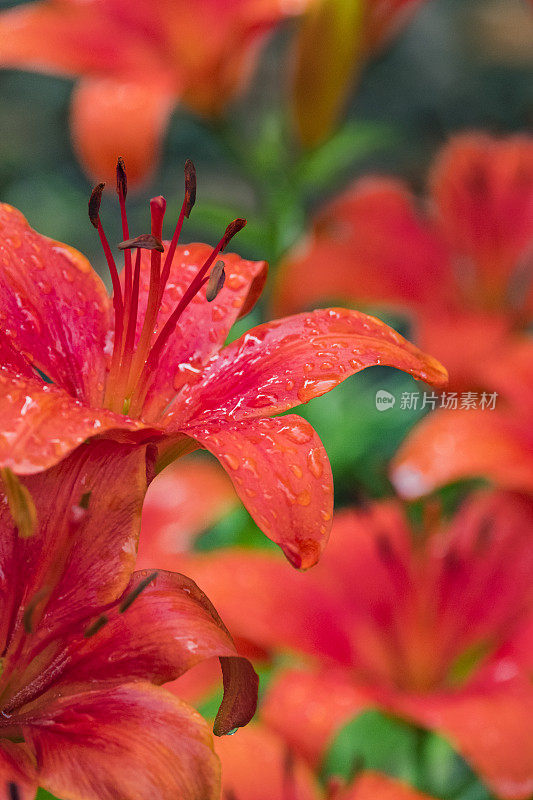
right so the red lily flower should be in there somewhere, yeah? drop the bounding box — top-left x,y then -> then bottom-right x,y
275,133 -> 533,390
154,490 -> 533,799
215,722 -> 438,800
0,0 -> 307,184
0,440 -> 258,800
0,162 -> 446,568
391,338 -> 533,497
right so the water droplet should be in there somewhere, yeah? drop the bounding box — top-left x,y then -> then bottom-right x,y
307,448 -> 323,479
296,490 -> 311,506
290,464 -> 303,479
222,453 -> 240,470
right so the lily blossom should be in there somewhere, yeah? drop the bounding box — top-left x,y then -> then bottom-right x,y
159,491 -> 533,798
0,440 -> 258,800
0,160 -> 446,568
275,133 -> 533,390
392,338 -> 533,498
0,0 -> 308,184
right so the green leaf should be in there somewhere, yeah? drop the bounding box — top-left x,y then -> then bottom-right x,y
36,790 -> 62,800
295,121 -> 396,193
321,710 -> 422,785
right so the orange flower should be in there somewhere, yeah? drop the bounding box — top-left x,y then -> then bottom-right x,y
275,133 -> 533,391
143,487 -> 533,799
0,0 -> 306,184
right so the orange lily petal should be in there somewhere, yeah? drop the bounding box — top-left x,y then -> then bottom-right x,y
274,180 -> 451,317
70,77 -> 177,185
0,741 -> 37,800
0,202 -> 110,403
430,133 -> 533,298
215,723 -> 322,800
24,682 -> 220,800
391,409 -> 533,498
59,570 -> 258,736
340,772 -> 437,800
185,415 -> 333,568
137,458 -> 237,562
172,308 -> 447,427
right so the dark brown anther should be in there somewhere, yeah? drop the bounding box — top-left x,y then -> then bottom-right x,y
116,157 -> 127,199
206,260 -> 225,301
119,571 -> 158,613
118,234 -> 164,252
8,783 -> 20,800
84,614 -> 109,638
184,159 -> 196,218
221,218 -> 246,251
376,532 -> 395,564
80,491 -> 92,509
89,183 -> 105,228
22,587 -> 49,634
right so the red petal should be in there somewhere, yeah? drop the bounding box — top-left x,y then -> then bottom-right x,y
58,570 -> 258,735
131,244 -> 267,419
0,203 -> 111,402
24,682 -> 220,800
184,416 -> 334,568
340,772 -> 437,800
390,688 -> 533,800
0,1 -> 166,79
262,667 -> 372,765
430,133 -> 533,297
71,77 -> 176,185
391,409 -> 533,498
0,369 -> 156,475
0,741 -> 37,800
171,308 -> 447,427
215,723 -> 321,800
137,457 -> 237,564
274,179 -> 450,316
0,440 -> 150,662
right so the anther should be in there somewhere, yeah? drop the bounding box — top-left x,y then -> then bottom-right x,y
119,571 -> 158,613
88,183 -> 105,228
206,260 -> 226,302
84,614 -> 109,638
116,157 -> 127,200
118,234 -> 164,252
221,218 -> 246,251
184,159 -> 196,218
22,587 -> 49,634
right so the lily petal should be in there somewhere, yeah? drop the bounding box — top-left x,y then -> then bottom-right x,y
71,77 -> 177,185
132,245 -> 267,419
215,723 -> 322,800
58,570 -> 258,735
0,203 -> 111,403
391,409 -> 533,498
184,416 -> 334,568
172,308 -> 447,426
274,180 -> 450,317
341,772 -> 438,800
0,741 -> 37,800
430,133 -> 533,296
24,682 -> 220,800
0,440 -> 150,662
0,369 -> 156,475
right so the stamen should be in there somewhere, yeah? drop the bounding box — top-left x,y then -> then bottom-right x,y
84,614 -> 109,638
159,159 -> 197,300
118,235 -> 164,252
206,260 -> 226,301
118,571 -> 158,613
116,157 -> 132,308
22,587 -> 49,634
